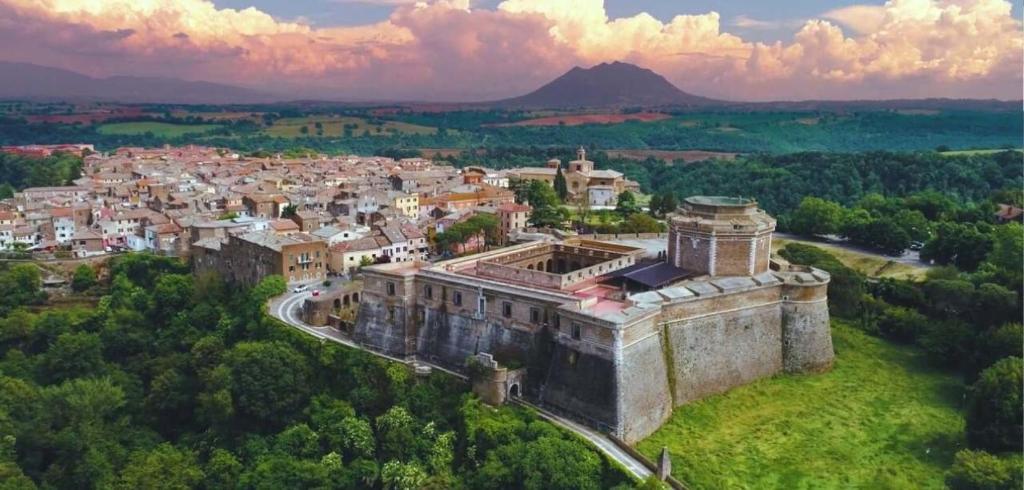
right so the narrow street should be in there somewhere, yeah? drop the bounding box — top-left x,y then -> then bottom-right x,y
267,290 -> 654,481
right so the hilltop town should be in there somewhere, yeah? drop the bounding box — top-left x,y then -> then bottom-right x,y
0,144 -> 639,281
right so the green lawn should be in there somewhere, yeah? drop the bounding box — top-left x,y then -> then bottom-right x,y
638,321 -> 966,489
96,121 -> 221,137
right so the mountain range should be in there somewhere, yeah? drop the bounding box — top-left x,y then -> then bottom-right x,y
0,62 -> 275,105
492,61 -> 716,108
0,60 -> 1017,111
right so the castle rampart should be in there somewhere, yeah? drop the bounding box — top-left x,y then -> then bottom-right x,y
354,197 -> 834,443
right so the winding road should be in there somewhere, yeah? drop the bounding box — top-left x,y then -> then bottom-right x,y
268,289 -> 653,481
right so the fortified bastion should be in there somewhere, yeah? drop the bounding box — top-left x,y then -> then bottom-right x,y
354,196 -> 834,442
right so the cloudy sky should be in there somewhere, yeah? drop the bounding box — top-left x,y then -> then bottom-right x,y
0,0 -> 1021,101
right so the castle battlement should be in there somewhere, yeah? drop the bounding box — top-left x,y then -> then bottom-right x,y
353,196 -> 834,442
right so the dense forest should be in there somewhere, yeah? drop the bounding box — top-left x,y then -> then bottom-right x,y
0,256 -> 639,489
0,153 -> 83,196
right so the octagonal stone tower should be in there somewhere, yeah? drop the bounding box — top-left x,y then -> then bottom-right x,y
668,196 -> 775,277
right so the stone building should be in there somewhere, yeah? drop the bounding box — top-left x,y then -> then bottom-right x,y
509,147 -> 640,204
354,196 -> 833,443
192,230 -> 327,286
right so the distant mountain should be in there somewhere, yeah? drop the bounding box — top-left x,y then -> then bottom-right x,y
0,62 -> 278,104
492,61 -> 717,109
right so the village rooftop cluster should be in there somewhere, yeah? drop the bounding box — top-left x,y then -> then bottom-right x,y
0,144 -> 637,285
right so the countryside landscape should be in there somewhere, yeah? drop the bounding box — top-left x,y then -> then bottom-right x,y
0,0 -> 1021,489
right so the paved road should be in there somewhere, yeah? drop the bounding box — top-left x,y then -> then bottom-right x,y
268,290 -> 652,481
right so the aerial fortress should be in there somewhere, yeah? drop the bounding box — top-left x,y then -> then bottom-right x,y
355,196 -> 834,442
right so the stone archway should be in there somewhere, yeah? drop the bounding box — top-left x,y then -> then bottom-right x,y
508,383 -> 520,398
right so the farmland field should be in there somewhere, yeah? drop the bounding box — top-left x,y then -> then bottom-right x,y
638,322 -> 966,489
494,112 -> 670,126
96,121 -> 222,137
263,115 -> 438,138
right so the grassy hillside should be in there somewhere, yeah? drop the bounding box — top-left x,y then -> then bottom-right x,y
638,322 -> 965,489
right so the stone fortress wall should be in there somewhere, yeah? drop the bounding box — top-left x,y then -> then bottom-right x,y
354,197 -> 834,443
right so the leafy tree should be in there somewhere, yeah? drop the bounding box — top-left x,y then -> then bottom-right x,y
226,341 -> 312,428
375,406 -> 417,462
472,436 -> 603,490
789,197 -> 844,237
970,283 -> 1018,327
43,332 -> 105,382
946,449 -> 1021,490
239,455 -> 329,489
615,191 -> 640,216
381,460 -> 427,490
70,265 -> 97,293
114,444 -> 204,490
877,306 -> 928,343
281,204 -> 299,218
553,165 -> 568,201
922,222 -> 993,271
204,449 -> 242,490
275,423 -> 320,459
985,222 -> 1023,286
526,181 -> 569,229
618,213 -> 666,233
974,324 -> 1023,372
965,357 -> 1023,451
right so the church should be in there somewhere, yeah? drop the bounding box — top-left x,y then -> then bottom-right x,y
509,147 -> 641,206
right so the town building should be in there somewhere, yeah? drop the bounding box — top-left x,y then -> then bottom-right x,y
192,231 -> 328,286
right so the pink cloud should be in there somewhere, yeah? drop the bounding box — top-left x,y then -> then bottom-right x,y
0,0 -> 1019,101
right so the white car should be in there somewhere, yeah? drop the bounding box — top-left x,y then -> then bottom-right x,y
292,284 -> 309,293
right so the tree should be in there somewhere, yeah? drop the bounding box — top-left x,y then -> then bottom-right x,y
965,356 -> 1022,451
946,449 -> 1021,490
281,204 -> 299,218
619,213 -> 665,233
226,341 -> 312,427
877,306 -> 928,343
986,222 -> 1023,286
553,165 -> 568,202
115,444 -> 204,490
526,181 -> 569,229
204,449 -> 242,490
615,191 -> 640,216
381,460 -> 427,490
648,193 -> 663,217
375,406 -> 417,462
70,264 -> 96,292
789,197 -> 844,237
43,332 -> 105,382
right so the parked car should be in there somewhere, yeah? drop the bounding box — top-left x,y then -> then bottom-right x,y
293,284 -> 309,293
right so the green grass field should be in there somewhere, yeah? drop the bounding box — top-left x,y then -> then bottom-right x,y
96,121 -> 222,137
638,322 -> 966,489
263,115 -> 438,138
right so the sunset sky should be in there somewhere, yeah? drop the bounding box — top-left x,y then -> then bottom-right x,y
0,0 -> 1021,101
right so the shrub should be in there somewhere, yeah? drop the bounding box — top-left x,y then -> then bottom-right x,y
946,449 -> 1021,490
966,357 -> 1023,451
